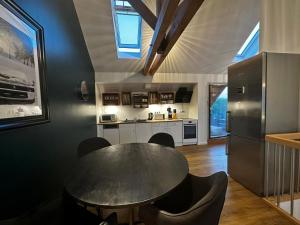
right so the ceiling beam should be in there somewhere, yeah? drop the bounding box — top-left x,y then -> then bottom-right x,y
156,0 -> 163,15
143,0 -> 180,75
149,0 -> 205,75
127,0 -> 157,30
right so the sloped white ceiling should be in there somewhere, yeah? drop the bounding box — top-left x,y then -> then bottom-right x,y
73,0 -> 259,74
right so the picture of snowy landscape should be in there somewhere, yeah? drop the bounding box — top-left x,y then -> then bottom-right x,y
0,2 -> 48,129
0,16 -> 36,106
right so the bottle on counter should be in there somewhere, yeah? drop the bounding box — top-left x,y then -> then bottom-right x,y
172,109 -> 177,119
167,107 -> 172,119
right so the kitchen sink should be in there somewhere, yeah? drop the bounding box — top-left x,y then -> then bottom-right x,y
136,119 -> 147,123
122,119 -> 148,123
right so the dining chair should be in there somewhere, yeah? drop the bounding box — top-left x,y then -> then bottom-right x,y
63,191 -> 118,225
77,137 -> 111,217
77,137 -> 111,158
0,193 -> 118,225
139,171 -> 228,225
148,133 -> 175,148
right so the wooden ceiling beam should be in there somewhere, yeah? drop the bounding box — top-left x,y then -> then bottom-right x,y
149,0 -> 205,75
127,0 -> 157,30
156,0 -> 163,15
143,0 -> 180,75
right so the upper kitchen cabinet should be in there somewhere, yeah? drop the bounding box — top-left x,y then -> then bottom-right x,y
102,93 -> 120,106
149,92 -> 159,104
121,92 -> 131,105
132,93 -> 149,108
160,93 -> 174,104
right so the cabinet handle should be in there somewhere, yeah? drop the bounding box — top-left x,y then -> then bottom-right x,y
226,111 -> 231,133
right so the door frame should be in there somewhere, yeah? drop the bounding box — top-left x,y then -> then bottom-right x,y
208,83 -> 228,140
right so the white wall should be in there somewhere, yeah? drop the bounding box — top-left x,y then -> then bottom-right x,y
260,0 -> 300,130
98,104 -> 190,121
95,72 -> 227,144
260,0 -> 300,53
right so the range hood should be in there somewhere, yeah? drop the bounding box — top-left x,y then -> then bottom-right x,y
175,88 -> 193,103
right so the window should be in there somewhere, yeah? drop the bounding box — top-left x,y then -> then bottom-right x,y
111,0 -> 142,59
233,22 -> 260,62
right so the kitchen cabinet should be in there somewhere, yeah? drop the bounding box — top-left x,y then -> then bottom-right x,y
132,93 -> 148,108
119,124 -> 137,144
98,121 -> 184,146
168,122 -> 183,146
121,92 -> 131,105
151,122 -> 164,134
103,124 -> 120,145
102,93 -> 120,105
149,92 -> 159,104
152,122 -> 172,135
136,123 -> 152,143
152,122 -> 182,146
97,125 -> 103,137
160,92 -> 174,104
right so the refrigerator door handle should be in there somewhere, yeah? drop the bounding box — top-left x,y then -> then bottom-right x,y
226,111 -> 231,133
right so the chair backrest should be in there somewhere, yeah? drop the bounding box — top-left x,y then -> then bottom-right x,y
189,171 -> 228,225
153,172 -> 228,225
148,133 -> 175,148
77,137 -> 111,158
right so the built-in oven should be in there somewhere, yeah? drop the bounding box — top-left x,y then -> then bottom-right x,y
183,119 -> 198,145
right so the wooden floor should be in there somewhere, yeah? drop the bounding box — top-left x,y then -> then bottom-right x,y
177,143 -> 294,225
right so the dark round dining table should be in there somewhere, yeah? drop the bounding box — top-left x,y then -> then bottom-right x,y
64,143 -> 189,224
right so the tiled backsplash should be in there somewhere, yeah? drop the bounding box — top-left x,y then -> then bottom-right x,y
98,103 -> 190,121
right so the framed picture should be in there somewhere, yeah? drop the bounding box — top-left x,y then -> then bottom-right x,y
0,0 -> 49,130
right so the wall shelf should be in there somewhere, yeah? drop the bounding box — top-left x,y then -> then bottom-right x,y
102,93 -> 120,106
149,92 -> 159,104
160,92 -> 174,104
132,93 -> 149,108
122,92 -> 131,105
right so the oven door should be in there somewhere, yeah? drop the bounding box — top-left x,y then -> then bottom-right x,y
183,124 -> 197,144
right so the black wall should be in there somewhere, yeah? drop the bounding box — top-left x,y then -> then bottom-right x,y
0,0 -> 96,219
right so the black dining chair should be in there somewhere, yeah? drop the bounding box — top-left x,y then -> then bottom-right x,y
77,137 -> 111,158
62,191 -> 118,225
139,171 -> 228,225
77,137 -> 111,216
0,193 -> 118,225
148,133 -> 175,148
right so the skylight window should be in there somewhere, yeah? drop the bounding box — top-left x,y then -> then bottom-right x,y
111,0 -> 142,59
233,22 -> 260,62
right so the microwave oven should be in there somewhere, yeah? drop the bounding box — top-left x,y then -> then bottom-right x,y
100,114 -> 117,123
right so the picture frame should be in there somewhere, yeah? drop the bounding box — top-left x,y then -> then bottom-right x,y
0,0 -> 49,131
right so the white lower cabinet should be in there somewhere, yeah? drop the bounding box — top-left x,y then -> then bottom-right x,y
152,122 -> 170,134
151,122 -> 183,146
103,126 -> 119,145
168,122 -> 183,146
136,123 -> 153,143
151,122 -> 164,134
119,124 -> 137,144
97,125 -> 103,138
98,121 -> 183,146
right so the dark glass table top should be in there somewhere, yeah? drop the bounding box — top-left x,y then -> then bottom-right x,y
64,143 -> 189,208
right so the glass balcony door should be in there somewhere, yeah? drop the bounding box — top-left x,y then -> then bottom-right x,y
209,84 -> 228,139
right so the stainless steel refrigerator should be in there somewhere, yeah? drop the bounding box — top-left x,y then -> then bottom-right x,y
227,52 -> 300,196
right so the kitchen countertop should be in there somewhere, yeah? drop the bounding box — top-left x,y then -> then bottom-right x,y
97,118 -> 194,125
